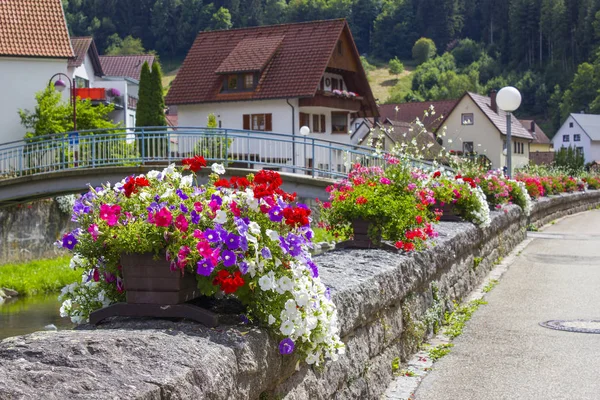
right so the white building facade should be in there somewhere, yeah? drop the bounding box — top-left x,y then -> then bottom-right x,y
552,113 -> 600,164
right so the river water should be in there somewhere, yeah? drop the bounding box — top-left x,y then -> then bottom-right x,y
0,294 -> 74,340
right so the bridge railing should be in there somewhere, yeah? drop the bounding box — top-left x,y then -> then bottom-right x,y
0,127 -> 404,180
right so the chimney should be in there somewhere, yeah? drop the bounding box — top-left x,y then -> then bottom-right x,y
490,89 -> 498,113
530,121 -> 535,132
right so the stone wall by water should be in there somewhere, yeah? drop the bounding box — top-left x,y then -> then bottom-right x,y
0,199 -> 73,264
1,191 -> 599,400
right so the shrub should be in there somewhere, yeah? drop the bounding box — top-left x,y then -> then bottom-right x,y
412,37 -> 437,65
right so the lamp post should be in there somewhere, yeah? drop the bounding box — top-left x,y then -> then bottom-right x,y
49,73 -> 76,130
496,86 -> 521,178
300,125 -> 310,174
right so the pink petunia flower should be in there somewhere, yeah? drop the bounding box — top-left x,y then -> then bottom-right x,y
174,214 -> 189,232
100,204 -> 121,226
154,207 -> 173,227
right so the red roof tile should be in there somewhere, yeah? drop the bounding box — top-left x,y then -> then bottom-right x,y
467,92 -> 532,140
69,37 -> 103,75
0,0 -> 73,58
166,19 -> 377,117
378,100 -> 458,131
520,119 -> 551,144
99,55 -> 155,81
216,35 -> 284,74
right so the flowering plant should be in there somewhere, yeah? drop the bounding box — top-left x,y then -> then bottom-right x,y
107,88 -> 121,97
58,158 -> 344,365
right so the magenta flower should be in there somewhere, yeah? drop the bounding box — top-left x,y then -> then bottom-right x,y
154,207 -> 173,227
100,204 -> 121,226
175,214 -> 189,232
88,224 -> 100,241
380,177 -> 391,185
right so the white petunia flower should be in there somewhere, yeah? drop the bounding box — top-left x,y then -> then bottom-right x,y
248,221 -> 261,235
180,175 -> 193,187
268,314 -> 276,325
161,188 -> 174,199
278,276 -> 294,292
258,274 -> 275,291
147,170 -> 160,179
211,163 -> 225,175
280,320 -> 295,336
266,229 -> 279,241
214,210 -> 227,224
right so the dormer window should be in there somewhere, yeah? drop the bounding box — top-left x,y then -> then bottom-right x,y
337,40 -> 343,55
244,74 -> 254,89
227,75 -> 238,90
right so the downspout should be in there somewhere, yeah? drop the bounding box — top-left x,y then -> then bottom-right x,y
286,99 -> 296,172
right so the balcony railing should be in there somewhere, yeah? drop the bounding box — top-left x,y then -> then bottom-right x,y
73,88 -> 106,101
128,95 -> 138,110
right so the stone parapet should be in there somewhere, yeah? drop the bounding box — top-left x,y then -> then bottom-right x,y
1,190 -> 599,399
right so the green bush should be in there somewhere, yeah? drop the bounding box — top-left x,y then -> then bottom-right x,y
412,37 -> 437,65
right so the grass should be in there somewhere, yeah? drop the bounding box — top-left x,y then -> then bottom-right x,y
367,62 -> 414,104
0,256 -> 81,296
312,227 -> 347,243
482,279 -> 499,293
443,298 -> 487,339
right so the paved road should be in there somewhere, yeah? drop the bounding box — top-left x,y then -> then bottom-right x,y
414,210 -> 600,400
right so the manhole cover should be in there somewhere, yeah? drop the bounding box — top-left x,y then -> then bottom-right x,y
539,319 -> 600,334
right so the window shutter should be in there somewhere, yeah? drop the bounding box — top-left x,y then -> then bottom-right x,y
243,114 -> 250,130
265,114 -> 272,131
320,115 -> 326,133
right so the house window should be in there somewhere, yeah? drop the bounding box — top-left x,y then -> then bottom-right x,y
299,112 -> 310,129
243,114 -> 272,131
577,147 -> 584,156
331,112 -> 348,133
337,40 -> 343,55
244,74 -> 254,89
312,114 -> 326,133
463,141 -> 474,154
75,76 -> 89,88
228,75 -> 238,90
461,113 -> 474,125
332,79 -> 339,90
569,122 -> 574,128
563,135 -> 570,142
574,134 -> 581,142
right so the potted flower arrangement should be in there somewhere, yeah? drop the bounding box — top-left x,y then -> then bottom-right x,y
58,157 -> 344,365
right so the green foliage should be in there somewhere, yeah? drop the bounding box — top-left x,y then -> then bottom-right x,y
412,38 -> 437,65
388,56 -> 404,77
150,62 -> 167,127
554,146 -> 585,175
19,87 -> 119,138
451,38 -> 483,68
360,56 -> 376,78
135,62 -> 154,128
193,113 -> 233,159
482,279 -> 499,293
444,299 -> 487,339
428,343 -> 453,361
473,257 -> 482,269
0,256 -> 80,296
105,34 -> 147,55
211,7 -> 233,30
391,357 -> 401,374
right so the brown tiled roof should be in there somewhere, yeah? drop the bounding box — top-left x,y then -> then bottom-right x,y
99,55 -> 155,81
216,35 -> 284,74
466,92 -> 533,140
69,37 -> 104,75
0,0 -> 73,58
378,100 -> 458,131
519,119 -> 551,144
166,19 -> 377,117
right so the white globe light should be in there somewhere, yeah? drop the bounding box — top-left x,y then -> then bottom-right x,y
496,86 -> 522,112
53,79 -> 67,93
299,125 -> 310,136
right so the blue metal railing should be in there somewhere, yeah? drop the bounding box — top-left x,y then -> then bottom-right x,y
0,127 -> 408,180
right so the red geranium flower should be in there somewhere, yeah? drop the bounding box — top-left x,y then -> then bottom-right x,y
433,171 -> 441,178
182,155 -> 207,172
213,270 -> 245,294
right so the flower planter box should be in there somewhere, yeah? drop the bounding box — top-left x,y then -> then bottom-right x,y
89,253 -> 218,327
337,219 -> 396,250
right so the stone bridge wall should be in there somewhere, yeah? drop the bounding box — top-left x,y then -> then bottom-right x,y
1,191 -> 600,400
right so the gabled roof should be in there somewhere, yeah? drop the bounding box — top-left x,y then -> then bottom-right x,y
438,92 -> 533,140
378,100 -> 458,132
69,37 -> 104,76
519,119 -> 550,144
0,0 -> 73,59
166,19 -> 378,116
99,55 -> 156,81
569,113 -> 600,141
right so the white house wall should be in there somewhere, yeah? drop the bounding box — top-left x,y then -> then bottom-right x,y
68,53 -> 96,87
0,57 -> 68,143
552,115 -> 596,163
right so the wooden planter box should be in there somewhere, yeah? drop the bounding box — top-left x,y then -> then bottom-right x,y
433,202 -> 462,222
337,219 -> 396,250
89,253 -> 218,327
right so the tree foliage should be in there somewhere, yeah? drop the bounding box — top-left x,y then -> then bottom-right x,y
412,37 -> 437,65
105,35 -> 147,55
554,146 -> 585,174
388,57 -> 404,77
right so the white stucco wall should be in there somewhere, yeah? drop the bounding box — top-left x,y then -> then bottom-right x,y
552,115 -> 599,163
68,53 -> 97,88
440,95 -> 529,172
0,57 -> 68,143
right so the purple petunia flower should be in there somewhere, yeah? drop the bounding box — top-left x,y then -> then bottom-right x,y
325,287 -> 331,301
204,229 -> 220,242
240,314 -> 249,324
235,217 -> 248,235
154,195 -> 161,202
279,338 -> 295,355
225,233 -> 241,250
221,250 -> 237,267
279,237 -> 290,255
238,236 -> 248,252
307,260 -> 319,278
176,189 -> 189,200
180,204 -> 189,213
211,194 -> 223,206
62,232 -> 78,250
268,206 -> 284,222
261,247 -> 272,259
239,261 -> 249,275
190,210 -> 200,224
196,258 -> 215,276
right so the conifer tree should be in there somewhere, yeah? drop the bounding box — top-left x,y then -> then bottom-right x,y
135,62 -> 153,128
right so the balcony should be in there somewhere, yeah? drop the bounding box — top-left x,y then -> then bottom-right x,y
299,90 -> 364,112
72,88 -> 123,108
127,95 -> 138,110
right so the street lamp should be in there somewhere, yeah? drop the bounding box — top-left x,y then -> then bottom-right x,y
496,86 -> 521,178
300,125 -> 310,173
49,73 -> 77,130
